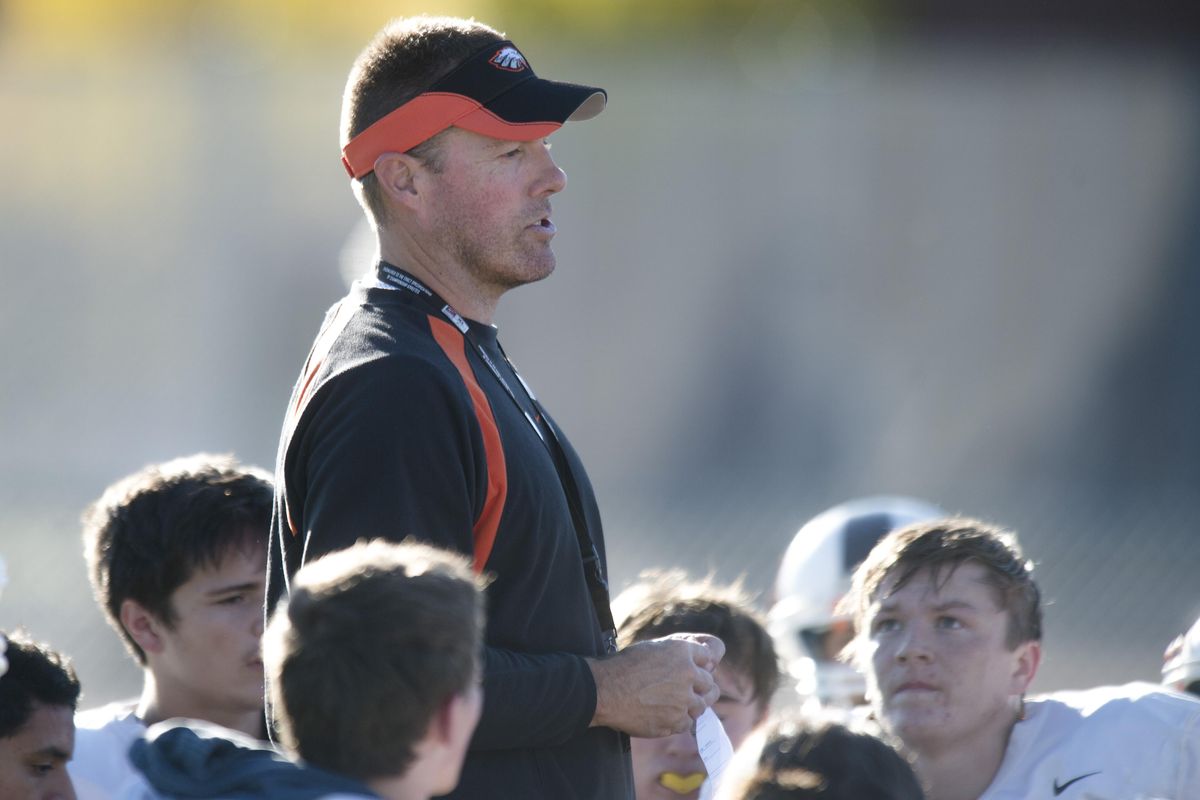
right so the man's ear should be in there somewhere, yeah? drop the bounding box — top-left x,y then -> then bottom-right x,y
430,688 -> 482,748
374,152 -> 425,211
119,598 -> 168,657
428,691 -> 471,746
1011,639 -> 1041,695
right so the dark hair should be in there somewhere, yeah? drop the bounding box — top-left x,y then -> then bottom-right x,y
846,517 -> 1042,651
264,539 -> 486,780
722,717 -> 925,800
616,570 -> 780,710
81,453 -> 273,664
0,632 -> 81,739
341,15 -> 504,225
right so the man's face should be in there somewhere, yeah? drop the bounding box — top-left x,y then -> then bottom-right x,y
419,127 -> 567,296
151,541 -> 267,719
630,663 -> 764,800
0,703 -> 75,800
861,562 -> 1038,756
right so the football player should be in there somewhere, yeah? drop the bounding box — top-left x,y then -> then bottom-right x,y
846,517 -> 1200,800
768,496 -> 943,715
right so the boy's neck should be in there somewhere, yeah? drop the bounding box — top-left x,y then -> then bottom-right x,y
365,771 -> 435,800
910,721 -> 1013,800
137,674 -> 263,739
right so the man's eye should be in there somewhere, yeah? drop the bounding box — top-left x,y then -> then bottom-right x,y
502,147 -> 522,158
873,618 -> 900,634
936,616 -> 963,629
30,763 -> 54,776
218,594 -> 245,605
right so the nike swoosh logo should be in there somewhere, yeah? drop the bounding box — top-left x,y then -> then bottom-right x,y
1053,771 -> 1101,795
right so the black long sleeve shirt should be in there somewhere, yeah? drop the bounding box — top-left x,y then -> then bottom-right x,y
266,282 -> 632,799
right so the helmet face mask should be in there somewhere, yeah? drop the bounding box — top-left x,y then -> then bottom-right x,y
769,496 -> 945,710
790,618 -> 864,707
800,620 -> 856,664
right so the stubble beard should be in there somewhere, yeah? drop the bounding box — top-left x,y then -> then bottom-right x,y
457,231 -> 555,295
434,198 -> 557,297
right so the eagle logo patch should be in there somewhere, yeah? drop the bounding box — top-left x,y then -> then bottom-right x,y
490,47 -> 528,72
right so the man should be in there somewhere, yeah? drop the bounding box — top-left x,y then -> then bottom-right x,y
615,572 -> 780,800
768,496 -> 943,716
71,454 -> 273,798
0,632 -> 80,800
845,517 -> 1200,800
121,539 -> 485,800
267,16 -> 722,800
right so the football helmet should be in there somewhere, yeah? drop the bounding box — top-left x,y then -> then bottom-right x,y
768,496 -> 944,709
1163,613 -> 1200,696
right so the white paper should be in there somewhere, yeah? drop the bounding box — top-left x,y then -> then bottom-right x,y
696,707 -> 735,800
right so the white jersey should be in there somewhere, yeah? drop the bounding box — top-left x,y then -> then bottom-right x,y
982,682 -> 1200,800
70,701 -> 147,800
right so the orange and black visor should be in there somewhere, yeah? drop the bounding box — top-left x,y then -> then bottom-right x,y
341,41 -> 607,179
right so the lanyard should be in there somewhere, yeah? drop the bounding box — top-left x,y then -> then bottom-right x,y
374,261 -> 619,653
376,262 -> 545,440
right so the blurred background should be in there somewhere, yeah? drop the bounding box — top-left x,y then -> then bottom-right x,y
1,0 -> 1198,706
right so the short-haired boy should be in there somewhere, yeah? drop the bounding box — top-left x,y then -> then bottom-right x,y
847,516 -> 1200,800
0,631 -> 81,800
71,454 -> 273,798
122,539 -> 486,800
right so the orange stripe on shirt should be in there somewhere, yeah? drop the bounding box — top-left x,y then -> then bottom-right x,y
429,316 -> 508,573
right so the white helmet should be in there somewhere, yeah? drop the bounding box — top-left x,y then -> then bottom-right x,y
1163,614 -> 1200,696
768,496 -> 944,709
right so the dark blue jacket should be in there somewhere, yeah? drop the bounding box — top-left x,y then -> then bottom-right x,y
127,721 -> 376,800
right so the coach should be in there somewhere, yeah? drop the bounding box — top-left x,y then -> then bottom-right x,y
265,16 -> 723,800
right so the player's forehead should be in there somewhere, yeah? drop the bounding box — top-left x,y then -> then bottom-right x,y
870,561 -> 1001,613
174,539 -> 267,598
194,537 -> 267,578
4,703 -> 75,757
714,663 -> 755,704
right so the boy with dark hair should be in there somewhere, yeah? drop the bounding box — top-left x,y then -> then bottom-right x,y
0,631 -> 81,800
123,539 -> 486,800
715,716 -> 924,800
71,454 -> 273,799
846,517 -> 1200,800
615,572 -> 780,800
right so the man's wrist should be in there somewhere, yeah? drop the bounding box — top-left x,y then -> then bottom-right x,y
584,655 -> 611,728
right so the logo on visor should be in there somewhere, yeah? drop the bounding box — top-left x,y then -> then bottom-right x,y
489,47 -> 528,72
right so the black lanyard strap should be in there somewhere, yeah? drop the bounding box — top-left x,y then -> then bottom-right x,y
374,262 -> 618,652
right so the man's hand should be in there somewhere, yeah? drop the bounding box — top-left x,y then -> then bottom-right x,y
586,633 -> 725,738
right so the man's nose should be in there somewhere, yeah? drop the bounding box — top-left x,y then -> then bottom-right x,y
534,146 -> 567,196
